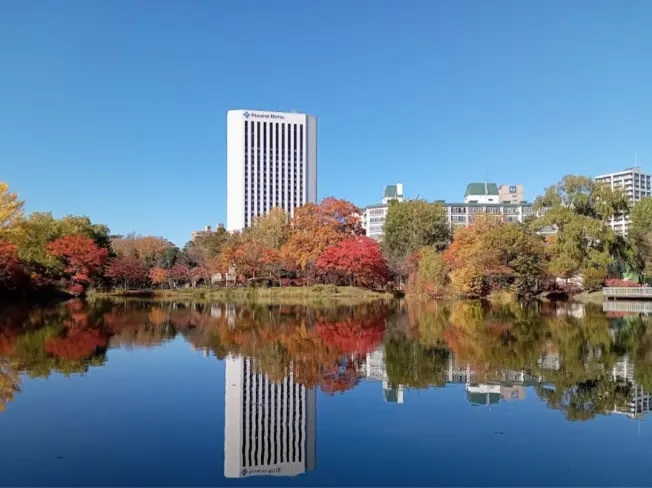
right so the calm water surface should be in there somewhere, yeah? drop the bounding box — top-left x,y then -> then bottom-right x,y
1,299 -> 651,486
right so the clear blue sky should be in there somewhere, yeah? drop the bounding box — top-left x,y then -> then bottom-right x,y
2,0 -> 651,245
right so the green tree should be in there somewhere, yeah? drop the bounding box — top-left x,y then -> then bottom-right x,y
383,199 -> 450,282
533,175 -> 628,290
628,197 -> 652,281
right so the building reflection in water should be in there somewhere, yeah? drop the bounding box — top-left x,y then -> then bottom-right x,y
358,347 -> 404,404
224,356 -> 316,478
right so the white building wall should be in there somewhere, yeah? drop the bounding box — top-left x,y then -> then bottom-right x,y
226,110 -> 317,231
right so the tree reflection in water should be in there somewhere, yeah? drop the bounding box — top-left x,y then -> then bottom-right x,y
1,298 -> 652,421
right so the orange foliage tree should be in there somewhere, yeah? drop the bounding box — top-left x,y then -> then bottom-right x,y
281,198 -> 362,277
148,267 -> 169,288
443,217 -> 544,298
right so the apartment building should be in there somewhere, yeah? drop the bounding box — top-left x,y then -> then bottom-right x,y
595,168 -> 651,235
361,184 -> 404,241
498,184 -> 524,204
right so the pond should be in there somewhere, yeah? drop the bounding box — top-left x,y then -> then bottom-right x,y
0,299 -> 651,486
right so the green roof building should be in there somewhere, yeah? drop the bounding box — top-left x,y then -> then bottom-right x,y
464,182 -> 500,204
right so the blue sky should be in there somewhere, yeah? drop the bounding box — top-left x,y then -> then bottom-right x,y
1,0 -> 651,245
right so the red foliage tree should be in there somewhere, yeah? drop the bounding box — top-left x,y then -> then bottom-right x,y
169,264 -> 191,286
0,241 -> 28,293
45,328 -> 108,360
317,316 -> 385,355
189,266 -> 211,287
105,255 -> 148,289
47,235 -> 109,294
316,236 -> 389,287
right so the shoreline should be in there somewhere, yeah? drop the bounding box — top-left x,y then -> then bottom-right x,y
88,286 -> 395,304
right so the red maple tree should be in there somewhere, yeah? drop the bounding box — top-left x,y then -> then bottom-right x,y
189,266 -> 211,287
169,264 -> 191,286
105,255 -> 148,289
45,328 -> 108,360
316,236 -> 389,288
317,316 -> 385,355
47,235 -> 109,294
0,241 -> 28,293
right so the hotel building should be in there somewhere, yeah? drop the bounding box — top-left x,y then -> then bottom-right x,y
224,356 -> 316,478
226,110 -> 317,231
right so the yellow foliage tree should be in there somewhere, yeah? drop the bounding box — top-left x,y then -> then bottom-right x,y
0,182 -> 25,241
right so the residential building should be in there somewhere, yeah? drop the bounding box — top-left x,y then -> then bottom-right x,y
595,167 -> 652,235
224,356 -> 316,478
498,184 -> 524,204
361,184 -> 404,241
464,183 -> 500,204
226,110 -> 317,231
191,224 -> 224,242
445,202 -> 536,229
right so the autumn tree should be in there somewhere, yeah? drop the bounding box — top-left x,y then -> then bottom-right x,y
169,264 -> 192,287
46,236 -> 109,294
382,199 -> 450,284
18,212 -> 111,281
282,198 -> 362,276
104,255 -> 149,290
408,247 -> 450,297
193,225 -> 229,259
316,236 -> 389,288
0,182 -> 24,242
111,234 -> 173,267
148,267 -> 169,288
190,266 -> 211,288
533,175 -> 629,290
250,208 -> 290,250
443,218 -> 544,298
0,241 -> 28,294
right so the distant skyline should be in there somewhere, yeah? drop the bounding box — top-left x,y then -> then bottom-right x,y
2,0 -> 651,245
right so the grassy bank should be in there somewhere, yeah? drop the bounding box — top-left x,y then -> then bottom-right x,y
89,285 -> 394,305
569,290 -> 604,304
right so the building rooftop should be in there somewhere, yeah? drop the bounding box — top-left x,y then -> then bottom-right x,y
465,183 -> 499,197
383,184 -> 401,199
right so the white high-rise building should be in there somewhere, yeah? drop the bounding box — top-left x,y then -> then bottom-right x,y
224,356 -> 316,478
226,110 -> 318,231
595,167 -> 652,235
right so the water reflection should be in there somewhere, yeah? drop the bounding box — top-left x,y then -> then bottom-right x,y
1,299 -> 652,481
224,356 -> 316,478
